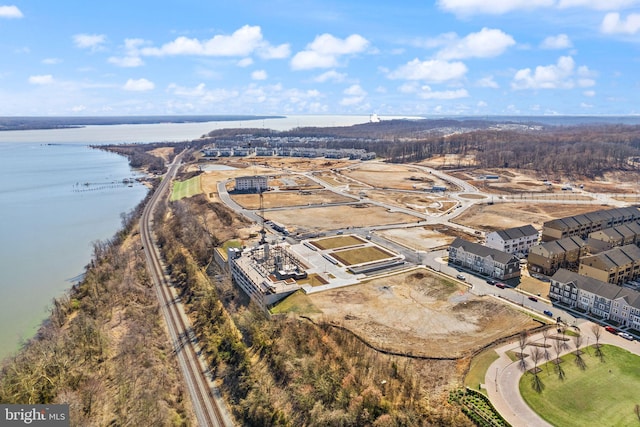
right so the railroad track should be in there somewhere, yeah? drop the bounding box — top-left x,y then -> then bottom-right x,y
140,153 -> 229,426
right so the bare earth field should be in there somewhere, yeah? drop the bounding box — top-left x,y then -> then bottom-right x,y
355,189 -> 457,215
452,203 -> 608,231
378,225 -> 466,251
308,269 -> 539,358
341,162 -> 451,190
231,190 -> 353,209
264,204 -> 421,234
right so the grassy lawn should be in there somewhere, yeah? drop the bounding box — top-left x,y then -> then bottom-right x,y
311,235 -> 365,250
465,348 -> 499,395
520,344 -> 640,427
170,175 -> 201,201
270,290 -> 321,315
332,246 -> 394,266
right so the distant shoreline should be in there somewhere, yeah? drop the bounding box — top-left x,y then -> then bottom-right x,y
0,115 -> 285,132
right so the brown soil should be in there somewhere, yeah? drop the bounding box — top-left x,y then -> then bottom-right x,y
308,269 -> 539,358
264,204 -> 422,234
231,190 -> 353,209
452,203 -> 607,231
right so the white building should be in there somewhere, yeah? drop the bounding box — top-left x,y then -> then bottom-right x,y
234,175 -> 268,192
485,224 -> 539,256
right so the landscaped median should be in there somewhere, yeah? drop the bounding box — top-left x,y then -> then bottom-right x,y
449,387 -> 511,427
519,344 -> 640,427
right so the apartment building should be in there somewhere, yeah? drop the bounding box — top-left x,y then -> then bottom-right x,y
541,207 -> 640,242
550,269 -> 640,329
578,244 -> 640,285
448,238 -> 521,281
485,224 -> 539,256
527,236 -> 587,276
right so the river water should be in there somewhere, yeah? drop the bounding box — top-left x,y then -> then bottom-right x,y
0,114 -> 377,359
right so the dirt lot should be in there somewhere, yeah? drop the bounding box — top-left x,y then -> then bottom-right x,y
231,190 -> 353,209
308,269 -> 539,358
356,190 -> 457,215
452,203 -> 608,231
340,162 -> 452,191
264,204 -> 422,234
378,225 -> 473,251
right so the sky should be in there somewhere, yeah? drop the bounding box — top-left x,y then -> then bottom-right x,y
0,1 -> 639,117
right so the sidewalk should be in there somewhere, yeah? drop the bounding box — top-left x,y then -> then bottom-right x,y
484,320 -> 640,427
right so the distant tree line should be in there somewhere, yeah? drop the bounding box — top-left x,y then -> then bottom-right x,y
198,120 -> 640,178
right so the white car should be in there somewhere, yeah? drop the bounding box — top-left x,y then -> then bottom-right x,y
618,332 -> 634,341
456,274 -> 466,281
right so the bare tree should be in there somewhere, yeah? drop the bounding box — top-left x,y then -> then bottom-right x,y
553,338 -> 565,380
530,347 -> 544,393
518,331 -> 529,371
541,328 -> 551,361
591,324 -> 604,360
573,334 -> 586,370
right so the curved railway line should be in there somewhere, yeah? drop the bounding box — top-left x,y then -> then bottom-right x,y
140,154 -> 230,427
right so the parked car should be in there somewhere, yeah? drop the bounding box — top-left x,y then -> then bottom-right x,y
618,332 -> 634,341
456,274 -> 466,281
486,279 -> 497,285
543,310 -> 553,317
528,296 -> 538,302
605,326 -> 618,334
496,282 -> 506,289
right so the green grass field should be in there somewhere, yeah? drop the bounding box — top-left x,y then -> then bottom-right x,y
520,344 -> 640,426
465,348 -> 499,395
170,176 -> 202,201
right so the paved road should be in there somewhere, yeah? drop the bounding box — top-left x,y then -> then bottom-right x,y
486,320 -> 640,427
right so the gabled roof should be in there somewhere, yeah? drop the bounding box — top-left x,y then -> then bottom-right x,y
543,207 -> 640,231
491,224 -> 538,242
450,238 -> 519,265
530,236 -> 585,256
581,244 -> 640,269
552,268 -> 640,309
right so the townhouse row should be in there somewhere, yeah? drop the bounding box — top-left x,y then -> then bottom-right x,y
550,268 -> 640,329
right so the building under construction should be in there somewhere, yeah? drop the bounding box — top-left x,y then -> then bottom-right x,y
227,241 -> 307,308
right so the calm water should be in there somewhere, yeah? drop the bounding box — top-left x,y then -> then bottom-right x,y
0,115 -> 376,360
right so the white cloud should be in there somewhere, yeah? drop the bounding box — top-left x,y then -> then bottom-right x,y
291,33 -> 369,70
141,25 -> 271,57
0,5 -> 23,18
340,84 -> 367,106
558,0 -> 639,10
477,100 -> 488,107
418,85 -> 469,99
437,0 -> 636,15
237,58 -> 253,67
511,56 -> 595,90
73,34 -> 107,50
477,76 -> 499,88
437,0 -> 554,15
108,56 -> 144,67
580,102 -> 594,108
583,90 -> 596,96
388,58 -> 467,82
436,28 -> 515,60
123,78 -> 154,91
42,58 -> 62,65
258,43 -> 291,59
28,74 -> 54,85
251,70 -> 268,80
601,12 -> 640,34
313,70 -> 347,83
540,34 -> 573,49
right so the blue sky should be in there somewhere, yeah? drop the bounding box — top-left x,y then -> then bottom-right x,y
0,1 -> 639,116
